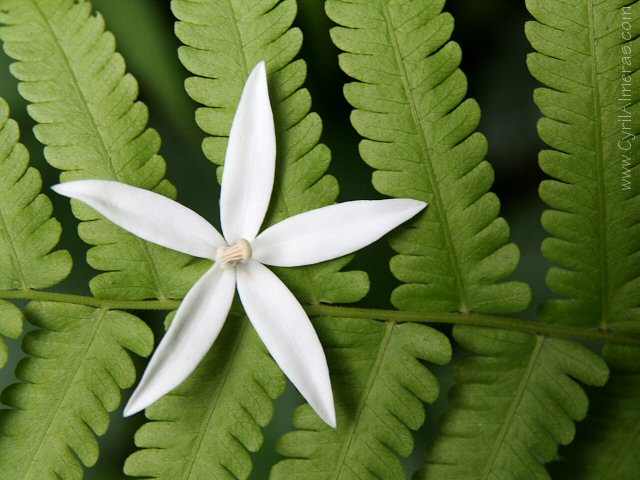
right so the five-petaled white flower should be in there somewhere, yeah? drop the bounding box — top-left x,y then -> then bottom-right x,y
53,61 -> 426,428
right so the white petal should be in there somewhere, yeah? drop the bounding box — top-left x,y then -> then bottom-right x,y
123,266 -> 236,416
220,61 -> 276,244
236,260 -> 336,428
53,180 -> 225,259
252,199 -> 427,267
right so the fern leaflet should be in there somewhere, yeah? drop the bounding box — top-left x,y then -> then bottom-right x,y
0,96 -> 71,292
327,0 -> 531,315
528,0 -> 640,332
549,372 -> 640,480
272,317 -> 450,480
527,2 -> 639,474
418,327 -> 608,479
125,316 -> 285,479
0,96 -> 70,369
0,300 -> 21,369
0,0 -> 207,301
0,302 -> 152,479
0,1 -> 198,476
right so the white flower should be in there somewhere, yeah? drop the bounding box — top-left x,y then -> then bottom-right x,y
53,61 -> 426,428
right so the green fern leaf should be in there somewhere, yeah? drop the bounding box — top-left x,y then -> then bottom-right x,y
272,317 -> 451,480
526,3 -> 639,472
549,372 -> 640,480
0,97 -> 71,291
0,0 -> 207,301
0,2 -> 200,476
327,0 -> 531,315
527,0 -> 640,334
124,316 -> 285,480
0,96 -> 69,369
416,326 -> 608,479
0,302 -> 153,479
0,300 -> 21,369
124,1 -> 370,478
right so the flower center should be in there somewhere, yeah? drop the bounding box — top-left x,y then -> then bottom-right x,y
215,239 -> 252,269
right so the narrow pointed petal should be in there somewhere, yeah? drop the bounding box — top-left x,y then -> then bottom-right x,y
252,198 -> 427,267
220,61 -> 276,244
236,260 -> 336,428
53,180 -> 225,259
124,266 -> 236,416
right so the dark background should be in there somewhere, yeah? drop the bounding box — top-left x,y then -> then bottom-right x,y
0,1 -> 551,478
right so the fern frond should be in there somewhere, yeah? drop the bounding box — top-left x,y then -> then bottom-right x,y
0,95 -> 69,369
417,326 -> 608,479
124,316 -> 285,480
0,0 -> 207,301
549,372 -> 640,479
527,6 -> 640,467
527,0 -> 640,334
0,300 -> 21,369
522,2 -> 640,476
327,0 -> 531,314
0,302 -> 153,479
0,97 -> 71,291
0,2 -> 203,476
272,317 -> 451,480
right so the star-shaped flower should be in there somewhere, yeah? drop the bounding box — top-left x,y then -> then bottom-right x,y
53,62 -> 426,428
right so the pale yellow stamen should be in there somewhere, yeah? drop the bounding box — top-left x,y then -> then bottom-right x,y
215,239 -> 252,269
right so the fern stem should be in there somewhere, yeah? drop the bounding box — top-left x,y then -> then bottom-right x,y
307,305 -> 640,346
0,289 -> 180,310
1,289 -> 638,346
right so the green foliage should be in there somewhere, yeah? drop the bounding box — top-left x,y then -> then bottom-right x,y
327,0 -> 531,315
0,95 -> 67,369
549,372 -> 640,480
418,327 -> 608,479
0,1 -> 197,477
0,97 -> 71,290
125,317 -> 285,480
0,1 -> 637,479
526,1 -> 640,470
272,317 -> 451,479
527,0 -> 640,330
0,302 -> 153,479
0,0 -> 207,301
0,300 -> 21,369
